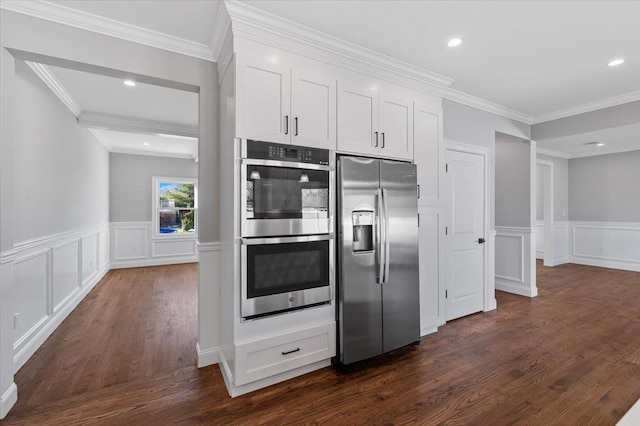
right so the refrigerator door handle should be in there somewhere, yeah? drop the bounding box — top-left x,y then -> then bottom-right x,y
376,188 -> 385,284
382,188 -> 390,283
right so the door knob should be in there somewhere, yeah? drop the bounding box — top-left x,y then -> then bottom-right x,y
476,238 -> 485,244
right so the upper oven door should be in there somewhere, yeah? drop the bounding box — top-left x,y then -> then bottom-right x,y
241,159 -> 332,237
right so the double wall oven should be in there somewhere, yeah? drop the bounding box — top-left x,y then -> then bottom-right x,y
240,139 -> 334,319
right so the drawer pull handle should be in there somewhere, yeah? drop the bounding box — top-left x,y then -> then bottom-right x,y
282,348 -> 300,356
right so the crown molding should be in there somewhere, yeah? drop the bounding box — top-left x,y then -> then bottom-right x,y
211,1 -> 232,62
532,91 -> 640,124
536,147 -> 570,159
109,147 -> 196,161
444,88 -> 534,124
536,145 -> 640,160
87,128 -> 112,151
25,61 -> 82,118
568,146 -> 640,160
225,0 -> 454,91
0,1 -> 216,62
78,112 -> 198,138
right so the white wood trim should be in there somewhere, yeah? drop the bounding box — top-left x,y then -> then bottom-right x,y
197,241 -> 222,252
537,147 -> 571,159
494,233 -> 525,284
0,383 -> 17,420
444,87 -> 534,124
210,0 -> 232,62
532,90 -> 640,124
24,61 -> 82,117
196,342 -> 220,367
618,397 -> 640,426
78,112 -> 198,139
13,223 -> 109,253
151,176 -> 198,239
0,1 -> 216,61
567,146 -> 640,159
109,256 -> 196,270
536,159 -> 555,267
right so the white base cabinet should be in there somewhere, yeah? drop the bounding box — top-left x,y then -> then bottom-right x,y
234,322 -> 335,386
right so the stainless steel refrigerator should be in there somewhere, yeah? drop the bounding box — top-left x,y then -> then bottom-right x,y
336,155 -> 420,365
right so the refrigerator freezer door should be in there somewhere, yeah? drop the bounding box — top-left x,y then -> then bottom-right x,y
338,156 -> 383,364
380,160 -> 420,353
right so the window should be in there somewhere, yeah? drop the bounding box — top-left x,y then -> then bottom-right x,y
153,177 -> 197,237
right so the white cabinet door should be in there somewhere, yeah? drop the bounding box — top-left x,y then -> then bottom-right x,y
337,80 -> 379,156
236,55 -> 291,144
414,103 -> 442,206
291,67 -> 336,150
379,87 -> 413,160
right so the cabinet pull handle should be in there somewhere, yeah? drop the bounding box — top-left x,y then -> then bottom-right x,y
374,131 -> 379,147
295,117 -> 299,136
284,115 -> 289,135
282,348 -> 300,355
381,132 -> 385,148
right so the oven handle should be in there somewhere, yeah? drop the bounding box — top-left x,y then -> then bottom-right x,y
242,234 -> 333,245
241,158 -> 332,171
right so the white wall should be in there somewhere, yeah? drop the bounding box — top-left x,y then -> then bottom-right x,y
538,154 -> 569,222
110,153 -> 197,222
569,151 -> 640,223
109,153 -> 198,268
11,58 -> 111,376
495,133 -> 531,228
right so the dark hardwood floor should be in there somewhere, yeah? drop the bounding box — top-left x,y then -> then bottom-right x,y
3,261 -> 639,425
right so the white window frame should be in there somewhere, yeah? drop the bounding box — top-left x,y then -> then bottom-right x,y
152,176 -> 198,239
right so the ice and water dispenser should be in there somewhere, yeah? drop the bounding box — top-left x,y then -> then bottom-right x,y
352,211 -> 374,252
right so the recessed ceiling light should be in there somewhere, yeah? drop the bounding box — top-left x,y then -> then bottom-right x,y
123,79 -> 136,87
143,142 -> 150,146
596,143 -> 605,147
608,59 -> 624,67
447,38 -> 462,47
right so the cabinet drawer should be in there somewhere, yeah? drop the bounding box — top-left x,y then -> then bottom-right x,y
235,322 -> 336,386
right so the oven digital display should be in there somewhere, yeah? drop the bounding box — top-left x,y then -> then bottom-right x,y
284,148 -> 298,159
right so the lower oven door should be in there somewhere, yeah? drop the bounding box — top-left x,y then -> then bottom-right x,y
241,234 -> 334,319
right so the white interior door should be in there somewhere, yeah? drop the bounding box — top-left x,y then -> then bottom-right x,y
445,149 -> 485,321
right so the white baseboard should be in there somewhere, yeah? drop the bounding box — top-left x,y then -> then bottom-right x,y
110,256 -> 197,269
13,264 -> 109,372
0,383 -> 17,420
225,359 -> 331,398
570,256 -> 640,273
196,342 -> 220,367
552,255 -> 570,266
420,316 -> 441,337
495,278 -> 538,298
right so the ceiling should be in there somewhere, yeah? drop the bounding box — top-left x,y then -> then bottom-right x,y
537,122 -> 640,159
8,0 -> 640,157
243,0 -> 640,119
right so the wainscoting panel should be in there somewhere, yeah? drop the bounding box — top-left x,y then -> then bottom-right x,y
495,227 -> 537,297
81,233 -> 98,285
13,252 -> 48,351
112,223 -> 148,261
571,222 -> 640,272
152,239 -> 197,258
554,222 -> 569,265
12,224 -> 110,372
52,241 -> 80,313
110,222 -> 197,268
418,206 -> 444,335
535,221 -> 544,259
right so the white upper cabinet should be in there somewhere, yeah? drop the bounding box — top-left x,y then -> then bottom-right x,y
379,86 -> 414,160
413,96 -> 443,206
236,53 -> 336,150
337,78 -> 379,156
291,67 -> 336,150
236,55 -> 291,144
337,76 -> 413,160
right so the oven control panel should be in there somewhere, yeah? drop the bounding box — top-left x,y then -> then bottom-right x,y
246,140 -> 330,165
